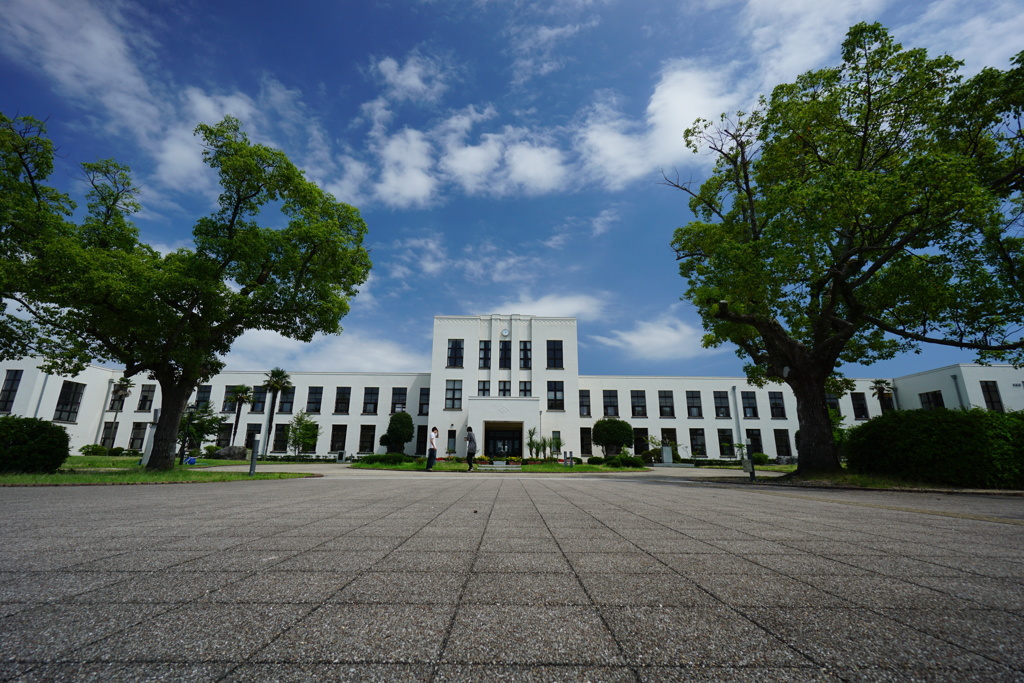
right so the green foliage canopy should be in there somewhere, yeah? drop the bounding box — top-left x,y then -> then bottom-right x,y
380,411 -> 414,454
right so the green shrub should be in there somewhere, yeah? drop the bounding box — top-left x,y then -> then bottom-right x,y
109,446 -> 125,458
845,409 -> 1024,489
78,443 -> 108,457
640,448 -> 661,464
204,445 -> 220,456
587,456 -> 604,465
605,455 -> 643,468
751,452 -> 770,466
0,416 -> 70,474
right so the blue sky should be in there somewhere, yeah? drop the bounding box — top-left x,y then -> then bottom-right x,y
2,0 -> 1022,379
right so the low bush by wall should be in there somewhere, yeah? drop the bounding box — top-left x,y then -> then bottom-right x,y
0,416 -> 71,474
845,409 -> 1024,489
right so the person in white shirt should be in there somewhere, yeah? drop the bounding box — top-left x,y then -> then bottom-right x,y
426,427 -> 438,471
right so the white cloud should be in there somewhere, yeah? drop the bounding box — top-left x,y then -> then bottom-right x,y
591,208 -> 619,236
591,315 -> 719,361
392,236 -> 449,276
373,53 -> 450,103
221,329 -> 429,373
509,18 -> 600,83
898,0 -> 1024,75
373,128 -> 437,207
504,143 -> 568,194
480,292 -> 608,321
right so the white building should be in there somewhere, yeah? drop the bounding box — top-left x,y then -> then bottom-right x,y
1,314 -> 1021,460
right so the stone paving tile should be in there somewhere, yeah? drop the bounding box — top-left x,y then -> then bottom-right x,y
11,662 -> 235,682
602,604 -> 808,668
922,555 -> 1024,578
478,536 -> 561,553
228,536 -> 332,552
269,550 -> 390,572
0,603 -> 172,662
0,550 -> 123,572
0,571 -> 134,602
68,571 -> 241,604
577,573 -> 717,608
800,575 -> 980,610
747,607 -> 1009,673
443,605 -> 624,665
878,607 -> 1024,669
433,664 -> 636,681
462,573 -> 590,606
564,552 -> 670,574
203,571 -> 355,604
636,665 -> 842,681
654,553 -> 779,577
331,572 -> 466,605
373,551 -> 477,573
396,535 -> 482,552
910,575 -> 1024,610
839,555 -> 974,578
70,550 -> 213,572
473,552 -> 573,573
744,554 -> 872,577
317,536 -> 408,551
256,604 -> 454,663
175,550 -> 302,572
222,662 -> 433,682
829,665 -> 1019,682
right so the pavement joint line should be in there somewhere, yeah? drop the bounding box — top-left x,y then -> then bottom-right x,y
541,480 -> 829,671
732,488 -> 1024,526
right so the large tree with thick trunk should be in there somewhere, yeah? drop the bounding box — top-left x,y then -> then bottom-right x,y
0,114 -> 371,470
668,23 -> 1023,474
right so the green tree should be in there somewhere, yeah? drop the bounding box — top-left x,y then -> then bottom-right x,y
870,379 -> 894,412
0,114 -> 371,470
178,402 -> 226,453
668,23 -> 1023,474
591,418 -> 633,457
226,384 -> 253,446
379,411 -> 414,454
288,410 -> 321,456
262,368 -> 292,457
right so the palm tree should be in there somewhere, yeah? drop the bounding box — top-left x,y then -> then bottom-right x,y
108,377 -> 134,449
871,379 -> 894,412
262,368 -> 292,456
226,385 -> 253,447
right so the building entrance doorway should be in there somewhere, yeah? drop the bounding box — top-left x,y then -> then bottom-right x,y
484,421 -> 522,459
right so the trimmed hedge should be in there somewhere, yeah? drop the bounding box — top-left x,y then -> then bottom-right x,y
845,409 -> 1024,489
604,455 -> 644,468
360,453 -> 417,465
0,416 -> 71,474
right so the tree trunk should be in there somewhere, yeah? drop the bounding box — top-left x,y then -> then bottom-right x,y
787,370 -> 842,474
263,391 -> 279,457
231,404 -> 242,446
146,380 -> 192,471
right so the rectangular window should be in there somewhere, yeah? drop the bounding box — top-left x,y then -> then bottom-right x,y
769,391 -> 786,419
390,387 -> 407,414
101,422 -> 117,449
108,389 -> 127,412
479,340 -> 491,369
216,423 -> 232,448
362,387 -> 379,414
717,429 -> 735,457
686,391 -> 703,418
825,393 -> 841,414
603,390 -> 619,417
53,381 -> 86,422
222,386 -> 239,413
478,381 -> 490,397
631,390 -> 647,418
547,340 -> 564,369
661,428 -> 677,448
358,425 -> 376,453
580,427 -> 592,456
519,381 -> 532,397
195,384 -> 212,408
447,429 -> 457,454
981,381 -> 1004,413
306,386 -> 323,413
251,387 -> 267,412
520,341 -> 532,369
745,428 -> 763,454
547,381 -> 564,410
334,387 -> 351,414
713,391 -> 730,418
689,428 -> 706,457
330,424 -> 348,452
851,392 -> 870,419
415,425 -> 428,455
579,390 -> 591,417
658,390 -> 675,418
499,381 -> 511,397
129,422 -> 147,450
633,427 -> 648,454
920,390 -> 945,411
499,340 -> 511,369
136,384 -> 155,411
774,429 -> 792,457
244,424 -> 262,450
272,424 -> 289,452
277,387 -> 295,413
447,339 -> 464,368
741,391 -> 758,418
445,380 -> 462,409
418,388 -> 430,415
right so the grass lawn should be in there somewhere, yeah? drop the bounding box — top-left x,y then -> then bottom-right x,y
0,455 -> 315,485
350,460 -> 646,473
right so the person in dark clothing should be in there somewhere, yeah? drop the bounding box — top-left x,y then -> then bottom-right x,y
464,426 -> 477,471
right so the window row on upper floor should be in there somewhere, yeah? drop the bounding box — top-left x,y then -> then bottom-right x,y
448,339 -> 564,370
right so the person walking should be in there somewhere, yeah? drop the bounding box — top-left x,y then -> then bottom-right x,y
464,426 -> 477,472
426,426 -> 438,471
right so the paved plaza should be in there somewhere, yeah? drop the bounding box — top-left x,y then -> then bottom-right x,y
1,467 -> 1023,681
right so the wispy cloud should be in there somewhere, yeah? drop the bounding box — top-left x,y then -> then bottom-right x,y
373,52 -> 452,103
591,314 -> 720,361
480,292 -> 609,321
221,329 -> 429,373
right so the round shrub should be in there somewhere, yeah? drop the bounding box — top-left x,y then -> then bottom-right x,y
0,416 -> 71,474
845,408 -> 1024,489
78,443 -> 108,457
751,452 -> 770,466
587,456 -> 604,465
